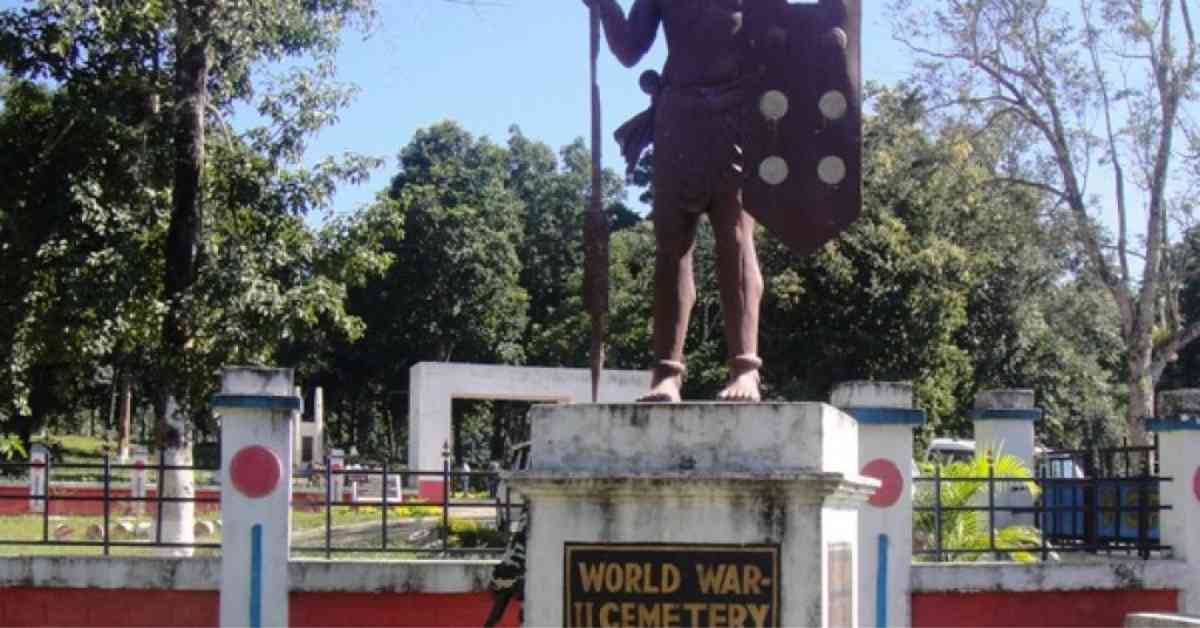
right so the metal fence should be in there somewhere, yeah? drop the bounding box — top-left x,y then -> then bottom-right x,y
0,454 -> 518,558
0,452 -> 221,555
1037,437 -> 1163,554
290,459 -> 518,558
913,448 -> 1172,562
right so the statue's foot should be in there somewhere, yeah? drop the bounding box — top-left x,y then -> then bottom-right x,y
717,354 -> 762,402
638,360 -> 685,403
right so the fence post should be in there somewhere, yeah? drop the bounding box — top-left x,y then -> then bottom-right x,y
1150,389 -> 1200,613
832,380 -> 925,628
972,389 -> 1042,529
213,367 -> 299,628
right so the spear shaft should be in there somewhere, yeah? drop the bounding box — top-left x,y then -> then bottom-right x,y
584,6 -> 609,402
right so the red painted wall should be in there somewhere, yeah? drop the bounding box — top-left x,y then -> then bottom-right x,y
0,588 -> 521,627
913,589 -> 1179,628
0,588 -> 218,627
292,592 -> 520,627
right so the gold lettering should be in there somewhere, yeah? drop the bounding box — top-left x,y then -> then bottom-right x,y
638,604 -> 663,627
662,563 -> 681,594
599,602 -> 619,628
580,563 -> 607,593
721,563 -> 742,594
684,603 -> 706,626
624,562 -> 644,593
710,603 -> 728,626
662,604 -> 680,628
574,602 -> 585,626
696,564 -> 726,594
743,565 -> 765,596
747,604 -> 769,628
643,563 -> 659,594
605,564 -> 623,592
586,602 -> 595,626
625,603 -> 641,626
729,604 -> 749,627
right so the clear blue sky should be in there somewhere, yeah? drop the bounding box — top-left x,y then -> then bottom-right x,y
302,1 -> 912,221
0,0 -> 911,219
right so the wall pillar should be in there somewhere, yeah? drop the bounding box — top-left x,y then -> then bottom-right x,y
1150,389 -> 1200,614
29,443 -> 49,514
972,389 -> 1041,528
832,381 -> 925,628
971,389 -> 1040,467
213,367 -> 299,628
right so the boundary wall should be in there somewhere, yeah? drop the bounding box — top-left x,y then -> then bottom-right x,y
0,556 -> 520,627
912,560 -> 1186,627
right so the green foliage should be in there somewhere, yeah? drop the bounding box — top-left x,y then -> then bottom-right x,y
438,518 -> 508,550
0,433 -> 25,461
0,0 -> 381,442
914,452 -> 1044,563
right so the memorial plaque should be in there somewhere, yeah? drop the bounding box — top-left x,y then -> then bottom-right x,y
564,543 -> 780,627
826,543 -> 853,628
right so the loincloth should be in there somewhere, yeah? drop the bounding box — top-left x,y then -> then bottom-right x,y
616,76 -> 750,214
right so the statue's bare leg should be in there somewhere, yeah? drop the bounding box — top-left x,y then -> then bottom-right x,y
711,188 -> 764,402
640,203 -> 700,403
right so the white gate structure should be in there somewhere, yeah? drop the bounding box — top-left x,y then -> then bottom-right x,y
407,362 -> 648,500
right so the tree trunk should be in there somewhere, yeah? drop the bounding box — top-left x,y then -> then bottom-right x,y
157,397 -> 195,557
154,0 -> 210,556
162,0 -> 209,358
1126,350 -> 1154,446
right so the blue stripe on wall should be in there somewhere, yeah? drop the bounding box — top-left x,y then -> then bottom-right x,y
250,524 -> 263,628
876,533 -> 890,628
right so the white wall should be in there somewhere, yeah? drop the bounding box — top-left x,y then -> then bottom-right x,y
407,362 -> 648,473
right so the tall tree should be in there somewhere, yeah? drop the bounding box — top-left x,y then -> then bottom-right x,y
891,0 -> 1200,441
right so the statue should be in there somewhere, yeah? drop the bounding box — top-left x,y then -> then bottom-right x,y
584,0 -> 862,403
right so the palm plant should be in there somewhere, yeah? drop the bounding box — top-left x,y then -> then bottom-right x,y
914,450 -> 1045,562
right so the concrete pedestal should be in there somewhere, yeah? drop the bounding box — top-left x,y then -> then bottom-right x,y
508,403 -> 876,627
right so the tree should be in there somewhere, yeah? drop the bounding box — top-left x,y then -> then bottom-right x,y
891,0 -> 1200,441
1,0 -> 381,551
507,127 -> 639,368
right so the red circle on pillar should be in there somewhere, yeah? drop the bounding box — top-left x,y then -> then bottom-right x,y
862,458 -> 904,508
230,446 -> 281,499
1193,468 -> 1200,503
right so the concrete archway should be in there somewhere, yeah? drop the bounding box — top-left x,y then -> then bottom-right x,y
407,362 -> 649,499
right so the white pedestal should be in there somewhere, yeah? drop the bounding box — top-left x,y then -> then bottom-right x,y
508,403 -> 876,627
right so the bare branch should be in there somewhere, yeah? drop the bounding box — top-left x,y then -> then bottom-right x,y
1082,0 -> 1133,291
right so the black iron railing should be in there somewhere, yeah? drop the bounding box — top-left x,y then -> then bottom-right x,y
0,452 -> 221,555
913,455 -> 1172,562
290,456 -> 519,558
0,454 -> 519,558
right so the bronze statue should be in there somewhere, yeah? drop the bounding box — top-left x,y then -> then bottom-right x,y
585,0 -> 862,403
